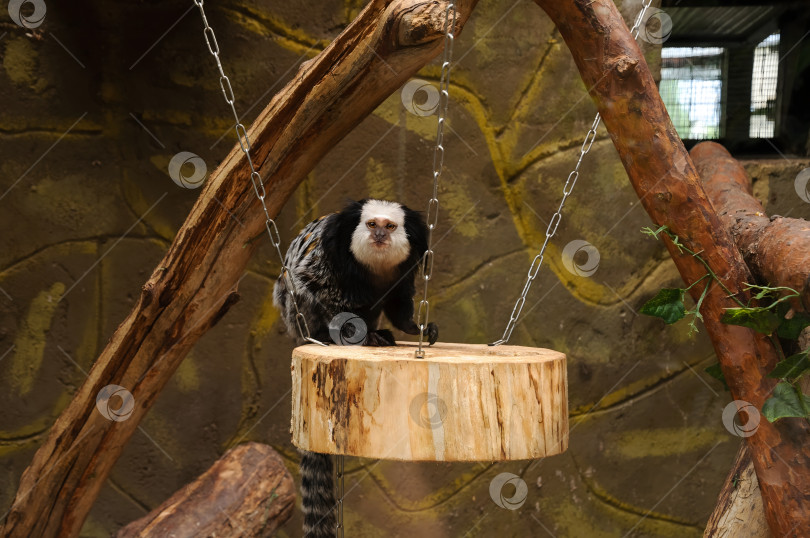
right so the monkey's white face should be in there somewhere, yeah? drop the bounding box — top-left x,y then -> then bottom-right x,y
350,200 -> 410,275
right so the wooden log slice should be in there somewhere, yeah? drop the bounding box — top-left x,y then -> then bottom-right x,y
290,342 -> 567,461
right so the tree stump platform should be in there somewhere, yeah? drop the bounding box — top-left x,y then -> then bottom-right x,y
290,342 -> 567,461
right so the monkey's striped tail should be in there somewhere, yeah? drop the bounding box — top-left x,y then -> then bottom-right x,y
300,450 -> 337,537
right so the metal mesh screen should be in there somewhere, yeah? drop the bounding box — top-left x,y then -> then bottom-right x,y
660,47 -> 725,140
750,33 -> 780,138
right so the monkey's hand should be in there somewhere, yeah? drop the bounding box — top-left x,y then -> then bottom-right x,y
427,322 -> 438,345
364,329 -> 396,346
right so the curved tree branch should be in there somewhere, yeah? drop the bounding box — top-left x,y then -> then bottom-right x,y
691,141 -> 810,311
1,2 -> 477,536
532,0 -> 810,534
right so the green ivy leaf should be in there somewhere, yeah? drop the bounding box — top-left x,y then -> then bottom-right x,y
640,288 -> 686,324
777,312 -> 810,340
767,351 -> 810,380
762,382 -> 810,422
704,362 -> 729,391
721,307 -> 781,334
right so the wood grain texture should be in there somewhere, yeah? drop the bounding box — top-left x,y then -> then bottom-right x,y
291,342 -> 568,461
532,0 -> 810,534
116,443 -> 294,538
704,444 -> 770,538
0,1 -> 478,536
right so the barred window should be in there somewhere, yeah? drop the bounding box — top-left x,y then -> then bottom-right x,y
750,33 -> 780,138
660,47 -> 725,140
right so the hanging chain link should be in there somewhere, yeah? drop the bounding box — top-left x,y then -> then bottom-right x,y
335,454 -> 345,537
490,0 -> 654,346
490,113 -> 600,346
630,0 -> 656,40
193,0 -> 324,347
416,1 -> 457,359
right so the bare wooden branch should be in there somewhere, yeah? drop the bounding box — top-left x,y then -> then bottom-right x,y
531,0 -> 810,534
1,2 -> 477,536
115,443 -> 294,538
704,444 -> 770,538
691,141 -> 810,311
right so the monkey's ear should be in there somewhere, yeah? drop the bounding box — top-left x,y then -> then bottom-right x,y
403,206 -> 428,260
323,199 -> 364,259
341,199 -> 364,223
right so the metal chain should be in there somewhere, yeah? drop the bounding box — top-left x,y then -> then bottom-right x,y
630,0 -> 656,40
193,0 -> 324,347
335,454 -> 345,538
416,1 -> 457,359
490,0 -> 654,346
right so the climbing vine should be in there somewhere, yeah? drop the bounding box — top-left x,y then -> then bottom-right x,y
639,226 -> 810,423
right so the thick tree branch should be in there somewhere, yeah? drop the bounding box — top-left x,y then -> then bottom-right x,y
691,141 -> 810,311
694,142 -> 810,536
532,0 -> 810,534
1,2 -> 477,536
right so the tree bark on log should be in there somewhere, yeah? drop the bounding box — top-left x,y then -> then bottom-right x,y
704,444 -> 770,538
690,141 -> 810,311
1,2 -> 477,536
531,0 -> 810,534
115,443 -> 294,538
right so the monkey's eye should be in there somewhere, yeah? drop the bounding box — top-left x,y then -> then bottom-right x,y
385,223 -> 397,231
367,221 -> 376,228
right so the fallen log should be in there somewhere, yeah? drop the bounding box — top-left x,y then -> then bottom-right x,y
115,443 -> 294,538
691,141 -> 810,311
1,2 -> 478,536
531,0 -> 810,534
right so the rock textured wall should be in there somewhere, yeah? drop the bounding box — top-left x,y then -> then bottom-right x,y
1,0 -> 809,536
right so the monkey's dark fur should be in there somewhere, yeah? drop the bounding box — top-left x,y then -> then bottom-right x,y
274,199 -> 438,346
274,199 -> 438,537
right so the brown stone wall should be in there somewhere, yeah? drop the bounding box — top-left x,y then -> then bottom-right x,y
1,0 -> 808,536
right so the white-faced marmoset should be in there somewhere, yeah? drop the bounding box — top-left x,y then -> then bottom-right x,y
273,198 -> 438,537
